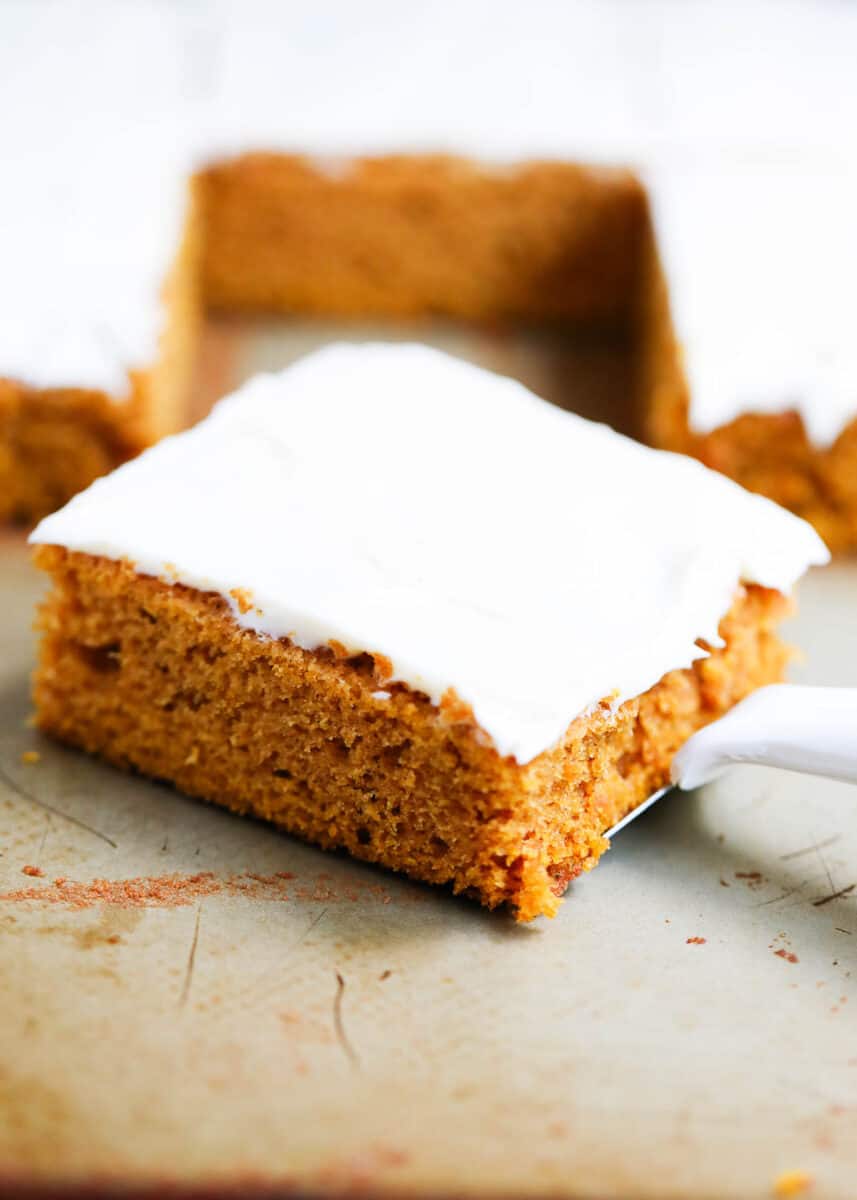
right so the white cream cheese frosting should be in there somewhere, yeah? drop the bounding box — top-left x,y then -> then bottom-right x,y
0,2 -> 195,400
31,343 -> 829,763
1,1 -> 855,440
647,153 -> 857,447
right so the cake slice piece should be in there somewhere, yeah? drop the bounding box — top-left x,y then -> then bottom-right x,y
0,171 -> 200,525
636,156 -> 857,554
29,344 -> 828,920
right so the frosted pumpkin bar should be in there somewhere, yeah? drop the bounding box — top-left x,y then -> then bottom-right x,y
29,345 -> 828,919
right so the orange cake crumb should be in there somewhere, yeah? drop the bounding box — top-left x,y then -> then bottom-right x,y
773,1169 -> 813,1197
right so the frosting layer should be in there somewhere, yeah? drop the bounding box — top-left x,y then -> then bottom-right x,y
0,2 -> 193,399
648,153 -> 857,447
31,344 -> 829,763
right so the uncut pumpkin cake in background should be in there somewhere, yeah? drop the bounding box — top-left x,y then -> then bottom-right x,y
2,1 -> 857,547
30,345 -> 828,920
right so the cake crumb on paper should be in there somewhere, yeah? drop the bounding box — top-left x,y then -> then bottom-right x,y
773,1169 -> 812,1196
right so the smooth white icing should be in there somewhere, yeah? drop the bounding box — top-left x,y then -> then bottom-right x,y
2,1 -> 856,441
672,684 -> 857,789
647,153 -> 857,447
30,343 -> 828,763
0,2 -> 195,400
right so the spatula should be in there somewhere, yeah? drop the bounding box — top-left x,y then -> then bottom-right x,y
605,684 -> 857,838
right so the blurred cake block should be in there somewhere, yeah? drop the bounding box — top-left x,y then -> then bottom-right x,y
2,2 -> 855,544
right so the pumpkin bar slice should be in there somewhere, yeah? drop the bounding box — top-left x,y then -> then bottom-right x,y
29,344 -> 828,919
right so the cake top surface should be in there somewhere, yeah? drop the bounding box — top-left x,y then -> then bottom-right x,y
31,343 -> 829,762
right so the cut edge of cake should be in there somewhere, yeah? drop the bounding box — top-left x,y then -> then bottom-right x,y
31,547 -> 791,920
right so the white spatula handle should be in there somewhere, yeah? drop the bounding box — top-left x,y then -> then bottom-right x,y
672,685 -> 857,790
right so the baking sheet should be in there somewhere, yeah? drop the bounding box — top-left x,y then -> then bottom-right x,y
1,323 -> 856,1199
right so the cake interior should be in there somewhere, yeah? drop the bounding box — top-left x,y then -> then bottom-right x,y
33,547 -> 791,920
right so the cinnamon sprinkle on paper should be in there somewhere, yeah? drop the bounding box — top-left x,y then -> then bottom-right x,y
0,870 -> 408,910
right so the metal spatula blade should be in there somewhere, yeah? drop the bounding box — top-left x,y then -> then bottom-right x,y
605,785 -> 671,839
